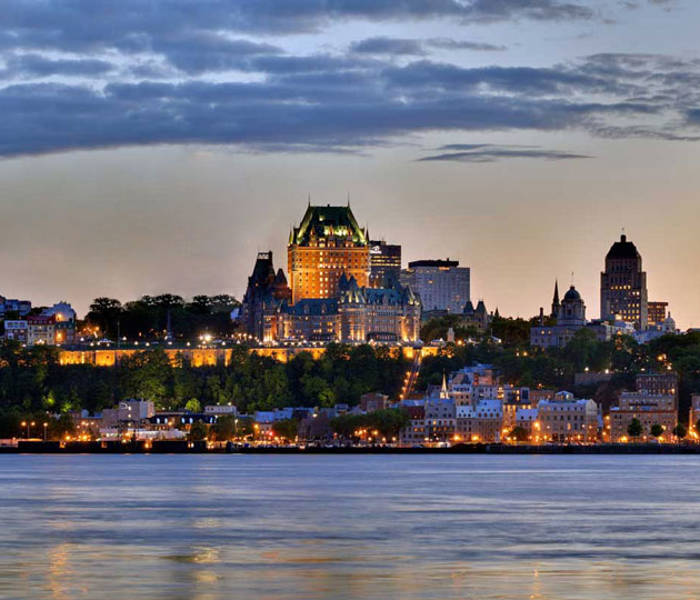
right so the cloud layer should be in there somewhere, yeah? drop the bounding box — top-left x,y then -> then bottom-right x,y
0,1 -> 696,157
419,144 -> 591,162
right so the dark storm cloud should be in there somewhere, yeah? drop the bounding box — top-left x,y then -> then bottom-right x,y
419,144 -> 591,161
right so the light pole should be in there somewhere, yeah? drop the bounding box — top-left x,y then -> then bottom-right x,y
29,421 -> 35,438
43,422 -> 48,441
20,421 -> 26,439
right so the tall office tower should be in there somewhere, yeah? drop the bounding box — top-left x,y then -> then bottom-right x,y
400,259 -> 470,314
600,234 -> 648,330
288,204 -> 370,304
369,240 -> 401,287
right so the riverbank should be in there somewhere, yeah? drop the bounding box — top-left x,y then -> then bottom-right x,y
3,440 -> 700,454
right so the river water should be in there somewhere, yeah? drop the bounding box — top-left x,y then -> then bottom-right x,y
1,454 -> 699,599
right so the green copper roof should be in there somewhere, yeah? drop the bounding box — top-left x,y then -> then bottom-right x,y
290,204 -> 367,246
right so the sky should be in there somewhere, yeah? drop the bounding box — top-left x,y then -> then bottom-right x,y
1,0 -> 699,327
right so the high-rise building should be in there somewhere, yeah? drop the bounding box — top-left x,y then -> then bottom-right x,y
288,204 -> 370,304
400,259 -> 470,314
648,301 -> 668,326
369,240 -> 401,287
600,234 -> 648,330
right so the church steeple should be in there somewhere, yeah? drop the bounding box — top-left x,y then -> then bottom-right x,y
439,371 -> 449,399
551,279 -> 560,319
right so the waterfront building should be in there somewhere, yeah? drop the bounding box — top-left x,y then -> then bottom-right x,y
400,259 -> 470,314
423,376 -> 456,442
600,234 -> 648,330
514,407 -> 539,440
690,395 -> 700,432
288,203 -> 370,304
118,399 -> 155,425
240,251 -> 292,342
537,392 -> 598,443
399,405 -> 426,446
369,240 -> 401,288
424,396 -> 456,443
455,398 -> 503,442
609,392 -> 677,442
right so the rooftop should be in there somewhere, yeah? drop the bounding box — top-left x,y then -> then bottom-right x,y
606,234 -> 641,261
290,204 -> 367,246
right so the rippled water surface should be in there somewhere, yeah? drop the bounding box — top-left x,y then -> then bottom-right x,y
2,454 -> 700,599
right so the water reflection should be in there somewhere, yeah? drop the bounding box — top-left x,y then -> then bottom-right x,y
2,455 -> 700,599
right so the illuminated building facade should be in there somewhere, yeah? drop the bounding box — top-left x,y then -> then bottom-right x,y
635,371 -> 678,399
240,251 -> 292,342
288,204 -> 370,304
537,392 -> 598,443
648,301 -> 668,326
369,240 -> 401,287
337,275 -> 421,342
600,234 -> 648,330
610,392 -> 677,441
400,259 -> 470,314
277,275 -> 421,343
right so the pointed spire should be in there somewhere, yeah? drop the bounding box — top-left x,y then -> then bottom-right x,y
347,192 -> 350,207
553,279 -> 560,304
307,193 -> 311,207
440,371 -> 449,399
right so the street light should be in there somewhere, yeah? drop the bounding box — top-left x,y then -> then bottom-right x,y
21,421 -> 26,439
43,422 -> 48,441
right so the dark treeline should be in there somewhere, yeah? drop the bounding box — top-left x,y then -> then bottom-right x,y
0,342 -> 409,437
418,328 -> 700,421
421,314 -> 545,347
83,294 -> 241,341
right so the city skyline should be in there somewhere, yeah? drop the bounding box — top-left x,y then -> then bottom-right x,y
1,1 -> 700,327
0,199 -> 690,328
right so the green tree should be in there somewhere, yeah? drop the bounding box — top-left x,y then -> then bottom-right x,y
185,398 -> 201,413
650,423 -> 664,438
509,426 -> 529,442
120,350 -> 172,407
210,415 -> 236,441
272,418 -> 298,442
86,297 -> 123,339
673,423 -> 687,440
627,418 -> 643,439
188,421 -> 208,441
